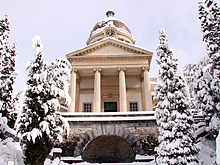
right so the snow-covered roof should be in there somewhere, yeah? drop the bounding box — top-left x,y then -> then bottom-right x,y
65,116 -> 156,122
61,111 -> 156,122
61,111 -> 155,116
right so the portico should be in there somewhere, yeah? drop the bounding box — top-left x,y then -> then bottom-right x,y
67,39 -> 153,113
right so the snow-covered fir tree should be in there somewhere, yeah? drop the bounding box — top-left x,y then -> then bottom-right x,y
0,16 -> 18,128
197,0 -> 220,137
17,36 -> 71,165
154,28 -> 199,165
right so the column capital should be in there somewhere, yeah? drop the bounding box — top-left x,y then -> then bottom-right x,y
117,67 -> 126,71
72,68 -> 78,72
72,68 -> 80,80
142,66 -> 150,72
94,67 -> 101,72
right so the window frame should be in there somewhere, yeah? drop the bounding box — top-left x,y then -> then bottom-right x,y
129,102 -> 138,112
83,102 -> 92,112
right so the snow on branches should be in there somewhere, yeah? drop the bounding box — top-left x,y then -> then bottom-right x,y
183,64 -> 199,115
0,16 -> 18,128
154,28 -> 199,165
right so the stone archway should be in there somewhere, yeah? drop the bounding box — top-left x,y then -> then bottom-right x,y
82,135 -> 135,163
74,125 -> 141,163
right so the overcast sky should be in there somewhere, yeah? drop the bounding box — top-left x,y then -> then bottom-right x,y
1,0 -> 219,94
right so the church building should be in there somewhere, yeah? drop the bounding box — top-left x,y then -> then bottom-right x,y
66,10 -> 155,113
59,11 -> 158,163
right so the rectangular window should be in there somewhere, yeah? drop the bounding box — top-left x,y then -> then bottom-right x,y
83,103 -> 92,112
130,102 -> 138,111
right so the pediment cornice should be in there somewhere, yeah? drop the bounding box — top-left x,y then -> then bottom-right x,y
66,38 -> 153,58
68,54 -> 151,62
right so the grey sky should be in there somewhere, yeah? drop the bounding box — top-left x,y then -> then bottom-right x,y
1,0 -> 218,94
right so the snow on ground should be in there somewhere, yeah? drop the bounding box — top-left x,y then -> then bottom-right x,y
66,162 -> 155,165
44,155 -> 156,165
45,159 -> 156,165
216,130 -> 220,164
197,136 -> 216,165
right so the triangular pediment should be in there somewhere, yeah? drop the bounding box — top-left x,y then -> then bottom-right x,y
82,44 -> 135,56
66,38 -> 153,58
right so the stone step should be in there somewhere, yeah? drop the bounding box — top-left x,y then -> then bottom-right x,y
60,155 -> 155,164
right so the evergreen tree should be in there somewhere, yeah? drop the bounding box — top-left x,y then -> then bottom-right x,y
197,0 -> 220,137
154,28 -> 199,165
17,36 -> 71,165
0,16 -> 18,128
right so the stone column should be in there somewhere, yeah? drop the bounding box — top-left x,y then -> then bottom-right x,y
118,68 -> 127,112
75,78 -> 80,112
93,68 -> 101,112
69,68 -> 77,112
142,66 -> 153,111
141,78 -> 146,111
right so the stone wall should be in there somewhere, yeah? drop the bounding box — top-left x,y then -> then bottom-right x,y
66,120 -> 158,141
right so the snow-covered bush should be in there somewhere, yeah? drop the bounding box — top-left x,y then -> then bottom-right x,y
17,36 -> 71,165
154,28 -> 199,165
140,136 -> 159,155
0,114 -> 24,164
0,138 -> 24,165
0,15 -> 19,128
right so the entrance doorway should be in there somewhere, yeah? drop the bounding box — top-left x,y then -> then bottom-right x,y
104,102 -> 117,112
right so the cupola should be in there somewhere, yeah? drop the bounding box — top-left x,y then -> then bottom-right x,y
87,11 -> 135,45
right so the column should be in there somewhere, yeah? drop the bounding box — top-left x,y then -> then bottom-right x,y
118,68 -> 127,112
69,68 -> 77,112
93,68 -> 101,112
142,66 -> 153,111
141,78 -> 146,111
75,78 -> 80,112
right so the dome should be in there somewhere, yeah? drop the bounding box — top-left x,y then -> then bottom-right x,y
87,11 -> 135,45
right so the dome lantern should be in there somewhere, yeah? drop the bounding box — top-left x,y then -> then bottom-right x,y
106,10 -> 115,17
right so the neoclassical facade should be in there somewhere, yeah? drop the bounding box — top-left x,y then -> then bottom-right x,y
66,11 -> 154,113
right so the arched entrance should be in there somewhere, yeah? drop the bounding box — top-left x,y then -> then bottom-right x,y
82,135 -> 135,163
74,125 -> 141,162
